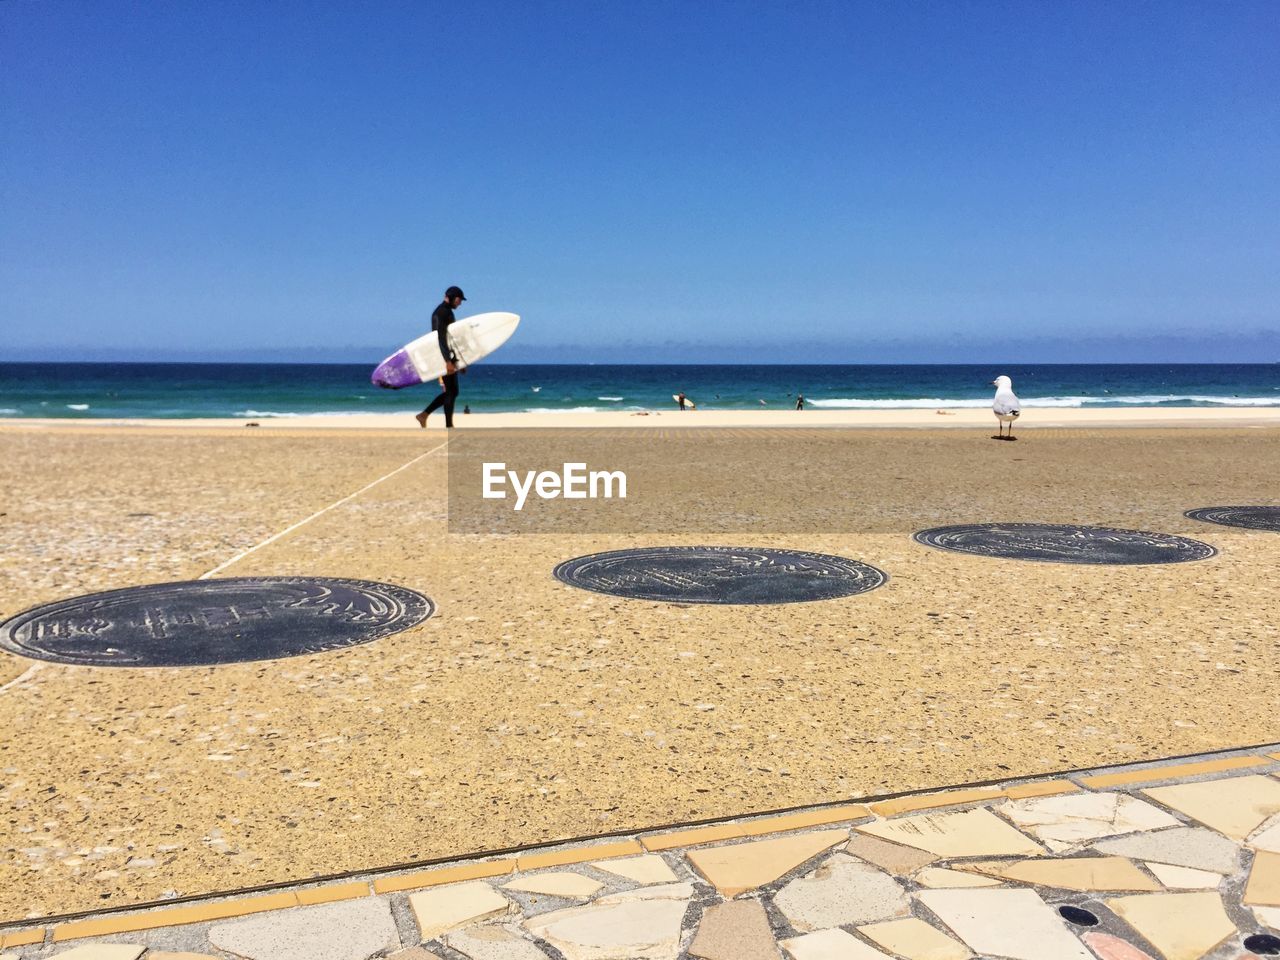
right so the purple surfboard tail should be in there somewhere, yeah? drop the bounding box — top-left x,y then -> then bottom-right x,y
371,350 -> 421,390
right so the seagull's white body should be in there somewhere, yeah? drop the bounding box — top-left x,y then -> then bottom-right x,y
992,375 -> 1021,438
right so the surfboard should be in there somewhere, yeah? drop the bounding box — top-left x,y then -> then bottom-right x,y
372,312 -> 520,389
673,394 -> 696,410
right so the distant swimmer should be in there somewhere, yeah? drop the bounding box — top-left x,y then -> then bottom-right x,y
796,394 -> 805,411
416,285 -> 466,429
991,375 -> 1021,440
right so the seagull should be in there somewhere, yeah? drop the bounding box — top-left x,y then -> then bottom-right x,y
991,375 -> 1021,440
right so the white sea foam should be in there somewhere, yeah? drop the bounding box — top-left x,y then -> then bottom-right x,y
66,403 -> 90,410
808,395 -> 1280,409
0,408 -> 20,415
234,409 -> 380,418
597,396 -> 625,401
809,398 -> 992,409
523,406 -> 605,414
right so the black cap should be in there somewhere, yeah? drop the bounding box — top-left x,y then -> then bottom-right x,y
445,286 -> 466,301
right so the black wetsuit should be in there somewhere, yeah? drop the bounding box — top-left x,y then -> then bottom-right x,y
421,301 -> 459,427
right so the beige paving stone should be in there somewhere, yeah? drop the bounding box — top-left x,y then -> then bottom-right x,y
503,872 -> 604,899
1092,826 -> 1241,873
1143,862 -> 1223,889
999,793 -> 1179,851
870,787 -> 1004,817
409,880 -> 514,941
1003,780 -> 1082,800
686,829 -> 847,897
1249,816 -> 1280,853
1081,755 -> 1270,789
375,860 -> 515,895
1080,932 -> 1159,960
148,954 -> 223,960
641,822 -> 756,850
1246,851 -> 1280,906
1144,775 -> 1280,841
916,889 -> 1092,960
1105,892 -> 1235,960
642,806 -> 869,852
49,948 -> 146,960
845,834 -> 938,874
1255,904 -> 1280,927
780,928 -> 894,960
0,930 -> 45,949
858,916 -> 971,960
444,923 -> 552,960
773,853 -> 909,932
51,892 -> 300,942
590,854 -> 678,885
688,899 -> 780,960
747,805 -> 871,834
523,883 -> 692,960
915,867 -> 1003,888
518,841 -> 643,872
857,808 -> 1043,858
962,856 -> 1160,892
296,882 -> 371,905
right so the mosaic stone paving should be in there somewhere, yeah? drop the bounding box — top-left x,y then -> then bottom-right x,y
7,747 -> 1280,959
0,578 -> 434,667
1185,507 -> 1280,533
913,523 -> 1219,566
552,546 -> 888,604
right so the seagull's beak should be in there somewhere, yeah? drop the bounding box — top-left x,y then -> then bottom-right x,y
990,381 -> 997,386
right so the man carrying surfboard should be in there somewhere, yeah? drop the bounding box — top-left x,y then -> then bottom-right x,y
415,286 -> 466,429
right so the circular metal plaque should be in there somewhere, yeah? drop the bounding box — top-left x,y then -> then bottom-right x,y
553,546 -> 887,604
1185,505 -> 1280,533
912,523 -> 1217,565
0,577 -> 434,667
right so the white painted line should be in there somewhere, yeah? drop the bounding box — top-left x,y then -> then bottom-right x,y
0,663 -> 43,692
199,438 -> 449,580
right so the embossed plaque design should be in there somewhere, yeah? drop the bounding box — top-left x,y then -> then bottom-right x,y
553,546 -> 887,604
1185,506 -> 1280,533
0,577 -> 434,667
913,523 -> 1217,565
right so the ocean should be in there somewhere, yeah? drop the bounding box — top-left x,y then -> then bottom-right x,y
1,362 -> 1278,419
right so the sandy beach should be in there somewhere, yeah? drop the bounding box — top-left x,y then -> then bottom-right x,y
2,415 -> 1278,920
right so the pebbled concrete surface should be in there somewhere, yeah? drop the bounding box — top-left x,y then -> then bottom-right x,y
2,425 -> 1278,919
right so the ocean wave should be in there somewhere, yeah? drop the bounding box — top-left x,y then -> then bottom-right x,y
807,395 -> 1280,409
0,408 -> 21,415
809,398 -> 992,409
66,403 -> 90,411
523,406 -> 606,414
234,409 -> 381,418
597,396 -> 625,401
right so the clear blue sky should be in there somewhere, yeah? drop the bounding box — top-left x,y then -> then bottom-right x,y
2,0 -> 1277,362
